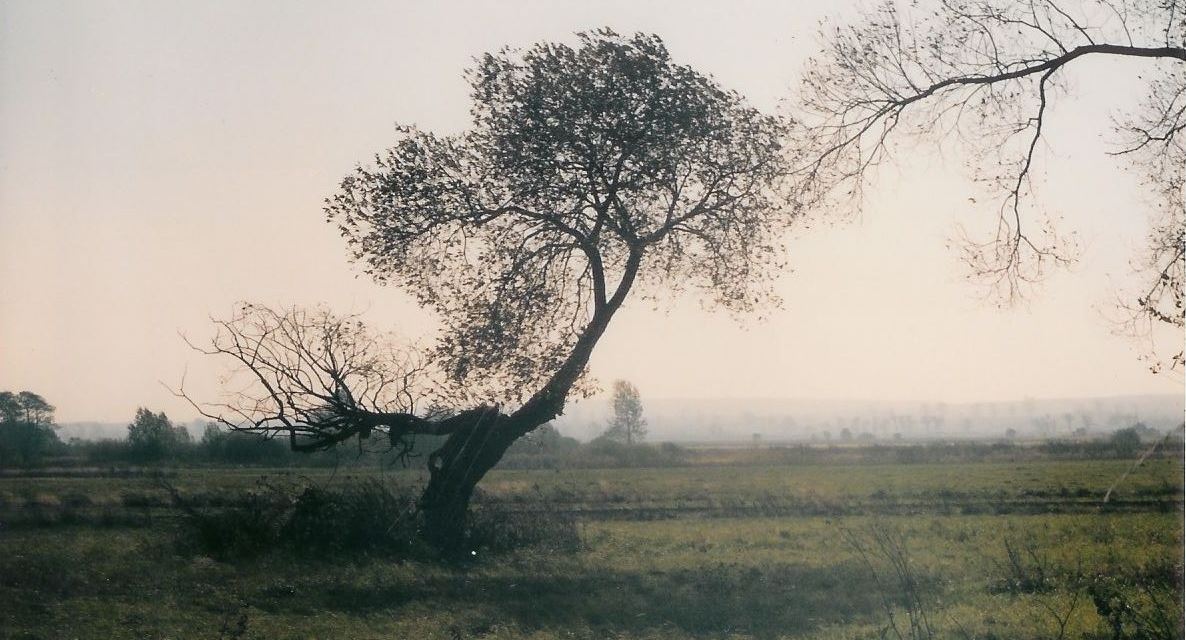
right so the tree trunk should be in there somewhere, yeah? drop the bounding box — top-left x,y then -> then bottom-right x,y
418,409 -> 530,553
419,249 -> 645,553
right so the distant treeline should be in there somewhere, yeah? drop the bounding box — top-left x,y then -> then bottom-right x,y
500,424 -> 1183,469
1,391 -> 1180,471
45,422 -> 693,470
25,426 -> 1182,472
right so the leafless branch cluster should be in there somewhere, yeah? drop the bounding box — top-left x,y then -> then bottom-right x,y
1113,61 -> 1185,372
180,303 -> 475,458
792,0 -> 1185,325
843,523 -> 937,640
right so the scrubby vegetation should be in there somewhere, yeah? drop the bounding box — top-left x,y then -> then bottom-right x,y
3,393 -> 1182,638
0,452 -> 1181,639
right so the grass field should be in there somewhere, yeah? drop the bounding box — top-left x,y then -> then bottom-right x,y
0,455 -> 1182,639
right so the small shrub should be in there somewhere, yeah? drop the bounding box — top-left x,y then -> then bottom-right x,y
173,476 -> 586,562
178,484 -> 294,560
281,481 -> 418,556
172,478 -> 419,560
993,537 -> 1054,594
1089,570 -> 1183,640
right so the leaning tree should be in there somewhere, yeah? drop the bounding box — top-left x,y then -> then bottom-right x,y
189,30 -> 791,550
791,0 -> 1185,371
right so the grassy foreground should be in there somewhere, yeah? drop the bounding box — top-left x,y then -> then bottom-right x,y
0,457 -> 1181,639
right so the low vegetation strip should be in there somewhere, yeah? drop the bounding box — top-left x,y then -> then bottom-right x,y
0,455 -> 1180,638
0,457 -> 1180,529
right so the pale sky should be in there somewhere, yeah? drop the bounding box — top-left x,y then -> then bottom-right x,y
1,0 -> 1181,423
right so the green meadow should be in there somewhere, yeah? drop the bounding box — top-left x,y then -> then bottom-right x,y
1,454 -> 1181,639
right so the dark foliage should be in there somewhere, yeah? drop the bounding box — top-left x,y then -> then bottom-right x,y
281,482 -> 419,556
170,478 -> 417,560
199,424 -> 293,465
1110,427 -> 1145,457
170,478 -> 580,562
126,408 -> 192,463
0,390 -> 61,466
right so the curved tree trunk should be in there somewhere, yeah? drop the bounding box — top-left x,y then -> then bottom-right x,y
418,410 -> 515,552
418,249 -> 643,553
417,408 -> 573,552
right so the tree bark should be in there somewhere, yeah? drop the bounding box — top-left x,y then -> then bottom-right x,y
419,409 -> 499,551
418,410 -> 537,553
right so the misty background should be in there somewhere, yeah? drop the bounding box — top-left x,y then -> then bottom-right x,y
2,1 -> 1182,426
58,394 -> 1182,445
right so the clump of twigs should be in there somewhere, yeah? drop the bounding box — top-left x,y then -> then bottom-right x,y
842,522 -> 937,640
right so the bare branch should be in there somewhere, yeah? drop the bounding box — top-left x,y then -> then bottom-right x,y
791,0 -> 1185,365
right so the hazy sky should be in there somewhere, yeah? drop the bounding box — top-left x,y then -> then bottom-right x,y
1,1 -> 1181,423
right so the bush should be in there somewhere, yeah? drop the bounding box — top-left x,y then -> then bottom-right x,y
498,435 -> 690,469
1110,427 -> 1143,457
172,479 -> 296,559
0,421 -> 63,467
579,438 -> 688,468
281,482 -> 418,556
1089,568 -> 1183,640
173,477 -> 585,561
200,426 -> 292,465
72,438 -> 134,464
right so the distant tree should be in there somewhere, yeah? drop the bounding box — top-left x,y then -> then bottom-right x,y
1110,426 -> 1143,455
0,390 -> 60,466
200,423 -> 290,465
126,408 -> 191,462
605,380 -> 647,445
840,427 -> 854,441
792,0 -> 1185,371
200,422 -> 222,449
15,391 -> 53,425
0,392 -> 21,424
1005,428 -> 1018,440
186,30 -> 791,551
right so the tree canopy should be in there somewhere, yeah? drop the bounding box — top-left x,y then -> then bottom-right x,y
326,29 -> 791,404
0,390 -> 59,466
127,408 -> 192,462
